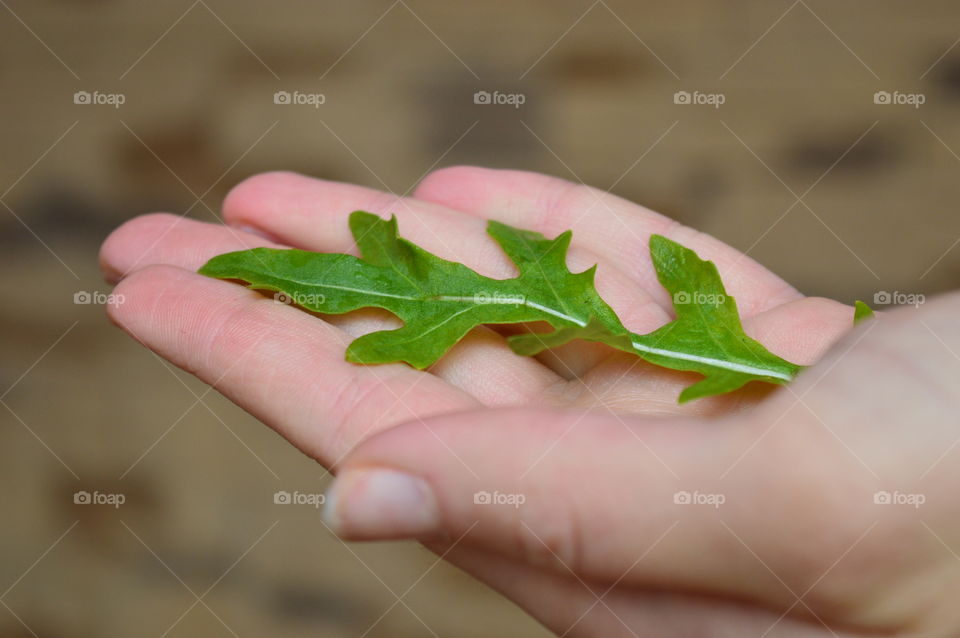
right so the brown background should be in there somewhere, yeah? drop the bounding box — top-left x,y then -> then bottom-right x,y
1,1 -> 958,636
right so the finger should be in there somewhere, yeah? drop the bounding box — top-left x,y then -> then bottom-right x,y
413,166 -> 803,317
322,406 -> 847,614
742,296 -> 854,366
106,264 -> 479,465
220,171 -> 671,337
99,212 -> 283,283
100,214 -> 564,404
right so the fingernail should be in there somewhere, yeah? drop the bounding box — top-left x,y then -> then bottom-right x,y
323,469 -> 440,539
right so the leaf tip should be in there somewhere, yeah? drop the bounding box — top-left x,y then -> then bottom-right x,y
853,300 -> 875,325
349,209 -> 398,233
649,233 -> 671,248
197,248 -> 266,278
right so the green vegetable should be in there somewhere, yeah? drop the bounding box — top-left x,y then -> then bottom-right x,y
853,300 -> 874,324
199,211 -> 802,402
631,236 -> 802,402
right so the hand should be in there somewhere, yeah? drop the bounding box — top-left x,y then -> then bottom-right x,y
99,168 -> 956,636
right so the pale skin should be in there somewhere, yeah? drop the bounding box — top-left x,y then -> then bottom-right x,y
100,167 -> 960,637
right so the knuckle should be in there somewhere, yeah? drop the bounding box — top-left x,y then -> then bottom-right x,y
413,165 -> 478,196
223,171 -> 303,219
532,176 -> 584,236
513,490 -> 585,573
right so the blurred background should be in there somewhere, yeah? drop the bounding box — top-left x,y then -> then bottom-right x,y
1,1 -> 959,636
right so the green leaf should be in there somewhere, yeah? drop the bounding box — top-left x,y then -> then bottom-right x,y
198,211 -> 802,402
505,235 -> 802,402
853,300 -> 874,324
200,212 -> 631,369
631,236 -> 801,402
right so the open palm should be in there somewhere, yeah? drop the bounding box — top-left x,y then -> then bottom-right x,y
101,168 -> 958,637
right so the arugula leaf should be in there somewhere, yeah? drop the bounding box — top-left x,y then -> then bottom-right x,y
630,236 -> 801,402
200,212 -> 631,369
506,235 -> 802,401
199,211 -> 802,402
854,300 -> 874,324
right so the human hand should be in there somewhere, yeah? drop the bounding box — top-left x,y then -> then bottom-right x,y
99,167 -> 946,637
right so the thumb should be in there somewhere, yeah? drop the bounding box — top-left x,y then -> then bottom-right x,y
322,406 -> 836,607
